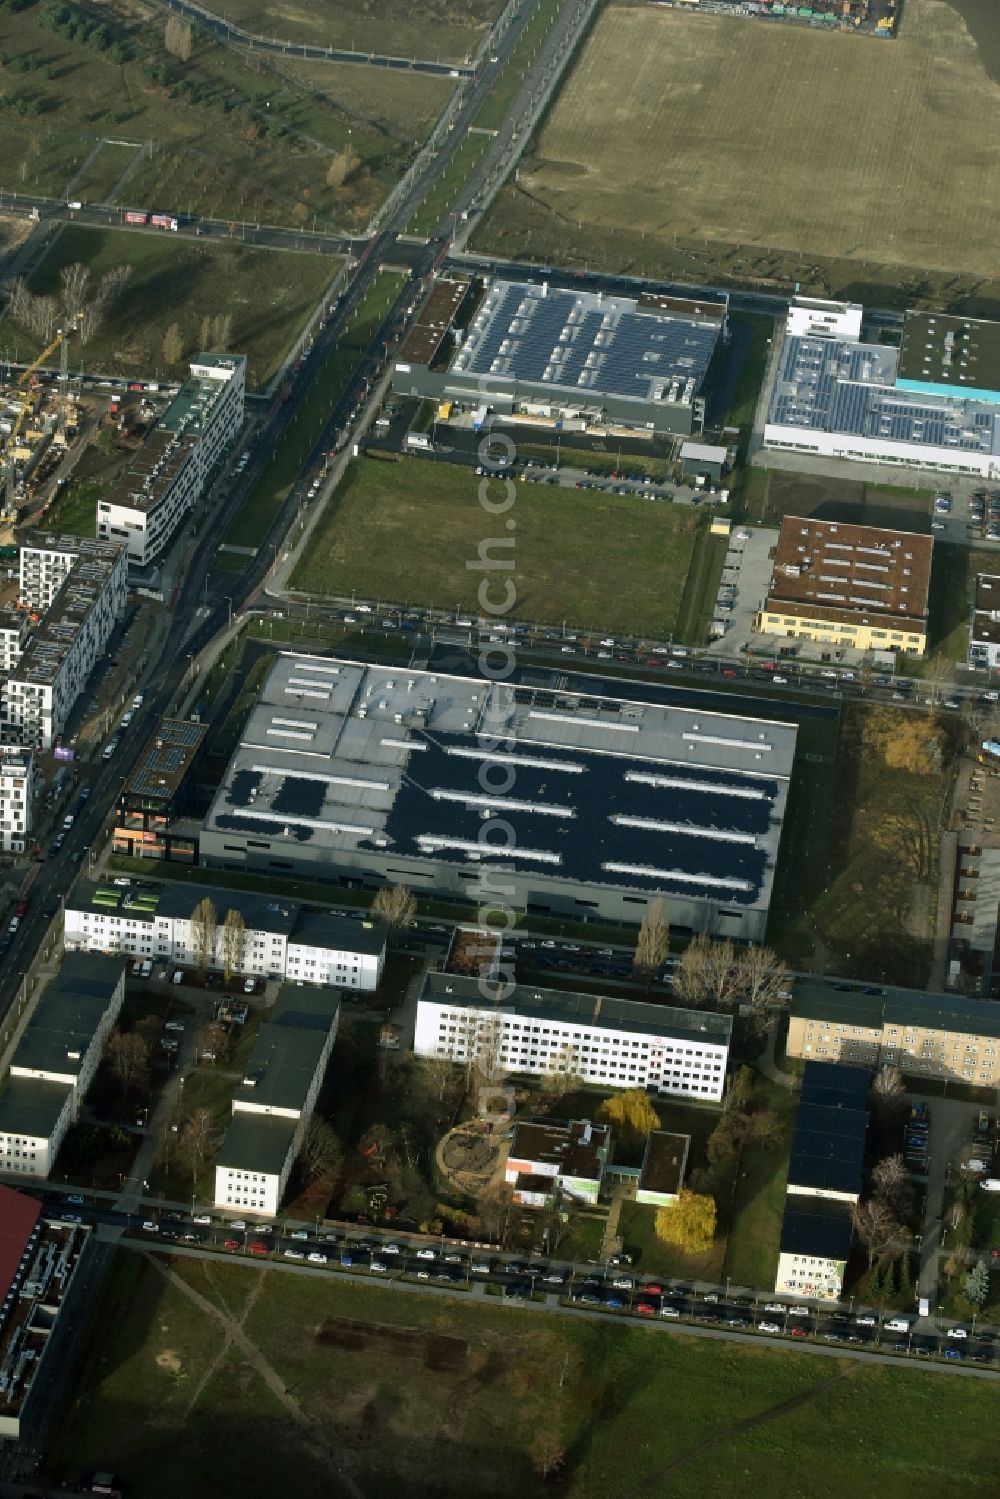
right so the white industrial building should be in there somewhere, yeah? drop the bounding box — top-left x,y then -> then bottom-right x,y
214,987 -> 339,1217
0,747 -> 35,853
98,354 -> 245,567
200,656 -> 798,943
764,300 -> 1000,480
415,973 -> 732,1102
0,956 -> 125,1179
0,535 -> 127,750
63,879 -> 386,991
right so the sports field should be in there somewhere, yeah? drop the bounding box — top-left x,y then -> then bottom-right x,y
291,455 -> 710,638
481,0 -> 1000,287
43,1252 -> 1000,1499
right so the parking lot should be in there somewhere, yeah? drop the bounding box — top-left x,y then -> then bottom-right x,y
705,525 -> 777,656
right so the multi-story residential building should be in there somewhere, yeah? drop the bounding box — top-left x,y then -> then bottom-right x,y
754,516 -> 932,656
63,879 -> 386,991
1,535 -> 127,749
112,717 -> 208,864
415,973 -> 732,1102
504,1118 -> 612,1207
98,354 -> 245,568
0,956 -> 125,1178
774,1061 -> 869,1303
0,747 -> 35,853
785,975 -> 1000,1087
213,986 -> 339,1217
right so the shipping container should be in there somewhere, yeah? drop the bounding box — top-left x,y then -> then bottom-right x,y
150,213 -> 178,231
124,210 -> 148,226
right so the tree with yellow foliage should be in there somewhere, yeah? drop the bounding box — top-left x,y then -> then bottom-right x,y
654,1189 -> 716,1253
598,1087 -> 659,1143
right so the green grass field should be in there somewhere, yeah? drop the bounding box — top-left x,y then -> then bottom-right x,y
292,454 -> 709,637
43,1252 -> 1000,1499
35,476 -> 101,537
404,131 -> 490,237
1,225 -> 337,391
221,268 -> 407,548
473,0 -> 564,131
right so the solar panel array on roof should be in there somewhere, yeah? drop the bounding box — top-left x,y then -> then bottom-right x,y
452,281 -> 719,405
770,333 -> 1000,456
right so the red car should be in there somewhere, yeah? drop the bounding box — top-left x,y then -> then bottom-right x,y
248,1241 -> 269,1256
635,1302 -> 657,1317
722,668 -> 737,679
15,900 -> 27,918
223,1238 -> 240,1251
641,1283 -> 664,1297
789,1326 -> 809,1338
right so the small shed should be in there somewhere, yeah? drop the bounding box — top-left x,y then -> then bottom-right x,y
680,440 -> 727,482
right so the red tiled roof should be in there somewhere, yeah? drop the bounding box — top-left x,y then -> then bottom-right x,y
0,1185 -> 40,1297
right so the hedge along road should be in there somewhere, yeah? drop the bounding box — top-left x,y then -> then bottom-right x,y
116,1238 -> 1000,1384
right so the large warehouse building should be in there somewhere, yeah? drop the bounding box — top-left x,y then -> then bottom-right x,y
763,300 -> 1000,479
392,277 -> 727,436
755,515 -> 933,655
199,656 -> 797,940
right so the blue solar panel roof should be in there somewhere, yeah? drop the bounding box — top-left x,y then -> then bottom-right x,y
452,280 -> 719,404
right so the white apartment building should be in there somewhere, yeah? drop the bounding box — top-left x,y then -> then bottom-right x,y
63,880 -> 386,990
0,956 -> 125,1179
0,748 -> 34,853
415,974 -> 732,1102
98,354 -> 245,567
214,987 -> 339,1217
1,536 -> 127,750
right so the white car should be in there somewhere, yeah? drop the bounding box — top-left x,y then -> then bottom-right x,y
284,1248 -> 305,1261
370,1260 -> 389,1273
884,1318 -> 911,1333
381,1243 -> 401,1256
229,1220 -> 247,1231
762,1304 -> 786,1314
308,1252 -> 328,1264
659,1305 -> 681,1319
141,1220 -> 159,1233
193,1214 -> 212,1226
946,1326 -> 968,1339
612,1277 -> 633,1290
356,604 -> 372,614
854,1314 -> 876,1327
758,1321 -> 783,1335
415,1247 -> 436,1260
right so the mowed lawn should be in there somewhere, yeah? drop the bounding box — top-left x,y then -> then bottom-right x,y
43,1252 -> 1000,1499
293,456 -> 705,637
488,0 -> 1000,280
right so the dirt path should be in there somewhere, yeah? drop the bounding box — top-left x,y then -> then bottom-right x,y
639,1365 -> 856,1486
145,1253 -> 367,1499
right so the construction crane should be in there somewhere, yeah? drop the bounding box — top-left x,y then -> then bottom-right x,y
0,322 -> 78,533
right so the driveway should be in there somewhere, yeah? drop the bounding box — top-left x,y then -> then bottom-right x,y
705,526 -> 777,656
916,1094 -> 993,1309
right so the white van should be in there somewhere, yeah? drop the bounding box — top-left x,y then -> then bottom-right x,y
885,1318 -> 910,1333
980,1178 -> 1000,1192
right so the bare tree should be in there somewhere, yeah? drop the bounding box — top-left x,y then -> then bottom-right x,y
221,908 -> 247,982
58,262 -> 89,324
106,1029 -> 150,1096
541,1040 -> 582,1095
165,15 -> 193,60
476,1181 -> 514,1244
924,653 -> 952,706
735,944 -> 790,1035
869,1064 -> 907,1119
179,1107 -> 218,1187
633,896 -> 669,980
4,274 -> 31,326
298,1117 -> 343,1193
371,884 -> 416,936
872,1153 -> 913,1218
672,933 -> 738,1010
472,1011 -> 508,1090
162,321 -> 184,366
419,1052 -> 456,1103
190,896 -> 217,977
194,1018 -> 228,1063
851,1196 -> 912,1267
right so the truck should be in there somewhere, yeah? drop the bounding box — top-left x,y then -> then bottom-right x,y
124,210 -> 149,226
405,431 -> 432,451
47,765 -> 75,811
150,213 -> 179,232
472,403 -> 488,432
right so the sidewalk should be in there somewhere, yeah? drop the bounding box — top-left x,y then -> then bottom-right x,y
754,1025 -> 799,1092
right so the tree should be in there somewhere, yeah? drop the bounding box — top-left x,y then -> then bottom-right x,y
540,1041 -> 582,1095
371,883 -> 416,935
851,1197 -> 912,1267
194,1018 -> 228,1063
476,1182 -> 514,1244
298,1117 -> 343,1194
746,1109 -> 784,1148
672,933 -> 738,1010
869,1064 -> 907,1119
162,321 -> 183,366
106,1029 -> 149,1096
529,1429 -> 565,1480
872,1153 -> 913,1219
707,1111 -> 746,1167
221,908 -> 247,982
963,1257 -> 990,1308
633,896 -> 669,979
472,1011 -> 507,1090
190,896 -> 217,977
199,312 -> 211,350
654,1189 -> 716,1253
735,944 -> 790,1035
164,15 -> 193,60
58,261 -> 89,324
325,148 -> 360,189
419,1052 -> 457,1103
211,311 -> 233,351
728,1064 -> 754,1114
178,1107 -> 217,1186
598,1087 -> 659,1143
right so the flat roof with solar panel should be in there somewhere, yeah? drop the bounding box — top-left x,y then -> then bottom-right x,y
121,717 -> 207,810
200,654 -> 797,939
449,279 -> 725,410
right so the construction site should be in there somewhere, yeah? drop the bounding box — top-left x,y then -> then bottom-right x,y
0,327 -> 85,543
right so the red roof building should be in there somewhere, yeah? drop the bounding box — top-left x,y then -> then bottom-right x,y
0,1184 -> 41,1298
